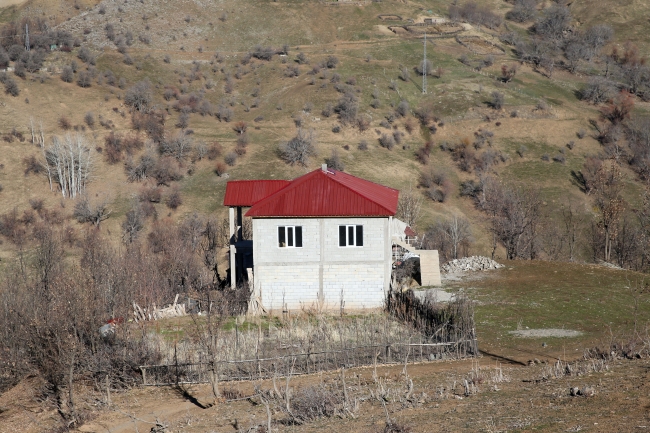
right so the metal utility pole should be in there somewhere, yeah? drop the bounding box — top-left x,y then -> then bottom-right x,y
25,23 -> 30,52
422,32 -> 427,95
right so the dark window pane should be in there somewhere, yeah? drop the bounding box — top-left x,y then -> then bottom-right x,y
287,226 -> 294,247
339,225 -> 346,247
295,226 -> 303,247
356,225 -> 363,246
348,225 -> 354,246
278,226 -> 285,247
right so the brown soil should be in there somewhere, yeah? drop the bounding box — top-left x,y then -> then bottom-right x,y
2,355 -> 649,433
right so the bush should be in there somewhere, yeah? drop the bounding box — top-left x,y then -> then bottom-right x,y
321,103 -> 333,118
58,116 -> 72,130
13,62 -> 25,78
396,100 -> 410,117
324,55 -> 339,68
224,152 -> 238,166
490,91 -> 504,109
77,46 -> 95,64
516,145 -> 527,157
449,1 -> 502,29
165,188 -> 183,210
84,112 -> 95,128
334,92 -> 358,124
278,129 -> 316,166
152,156 -> 183,185
125,80 -> 153,112
296,52 -> 308,64
214,162 -> 227,176
324,149 -> 344,171
577,129 -> 586,139
4,77 -> 19,96
358,140 -> 368,151
77,71 -> 92,88
23,155 -> 44,176
207,143 -> 222,160
506,0 -> 538,23
139,185 -> 162,203
580,77 -> 616,104
378,133 -> 395,150
250,45 -> 275,61
552,154 -> 566,163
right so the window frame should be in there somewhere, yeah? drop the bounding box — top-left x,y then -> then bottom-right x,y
338,224 -> 363,248
277,225 -> 302,248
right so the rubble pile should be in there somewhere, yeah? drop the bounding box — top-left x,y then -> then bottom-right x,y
441,256 -> 504,273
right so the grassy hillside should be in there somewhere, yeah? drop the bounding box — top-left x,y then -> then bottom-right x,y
0,0 -> 648,263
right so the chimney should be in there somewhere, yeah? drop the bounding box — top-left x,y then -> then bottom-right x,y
322,163 -> 328,172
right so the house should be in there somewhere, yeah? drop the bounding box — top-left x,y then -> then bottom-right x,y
223,165 -> 440,312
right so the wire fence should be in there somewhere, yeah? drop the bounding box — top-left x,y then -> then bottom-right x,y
139,293 -> 479,386
139,340 -> 476,386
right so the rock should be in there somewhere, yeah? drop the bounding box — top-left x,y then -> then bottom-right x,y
580,386 -> 595,397
570,387 -> 580,396
441,256 -> 504,273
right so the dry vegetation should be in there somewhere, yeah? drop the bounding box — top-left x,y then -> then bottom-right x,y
2,0 -> 650,430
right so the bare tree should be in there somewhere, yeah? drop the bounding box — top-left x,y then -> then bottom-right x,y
159,131 -> 193,160
73,195 -> 111,226
122,201 -> 144,244
279,128 -> 316,166
396,186 -> 422,229
441,215 -> 472,260
45,134 -> 93,198
125,80 -> 153,113
591,159 -> 625,262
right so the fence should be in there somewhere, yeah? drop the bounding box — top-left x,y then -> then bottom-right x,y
139,340 -> 475,386
139,293 -> 479,386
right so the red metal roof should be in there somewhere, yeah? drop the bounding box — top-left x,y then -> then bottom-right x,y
244,168 -> 399,217
223,180 -> 291,207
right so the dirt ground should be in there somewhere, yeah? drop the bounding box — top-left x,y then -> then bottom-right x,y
1,353 -> 649,433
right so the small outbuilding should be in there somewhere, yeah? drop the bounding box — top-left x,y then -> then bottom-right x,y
223,165 -> 440,312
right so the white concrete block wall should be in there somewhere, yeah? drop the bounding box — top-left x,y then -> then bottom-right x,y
322,263 -> 385,309
255,264 -> 320,312
252,217 -> 389,311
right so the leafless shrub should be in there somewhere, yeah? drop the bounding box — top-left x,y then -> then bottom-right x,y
207,143 -> 222,160
580,77 -> 616,104
224,152 -> 238,166
325,149 -> 344,171
449,1 -> 502,29
60,66 -> 74,83
278,129 -> 316,166
159,132 -> 193,161
152,156 -> 183,185
125,80 -> 153,112
84,112 -> 95,128
358,140 -> 368,151
73,195 -> 110,226
490,91 -> 504,109
23,155 -> 44,176
58,116 -> 72,130
77,71 -> 92,88
214,162 -> 227,176
517,145 -> 527,157
165,187 -> 183,210
335,92 -> 358,125
378,133 -> 395,150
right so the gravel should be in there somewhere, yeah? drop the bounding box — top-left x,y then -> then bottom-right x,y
441,256 -> 504,273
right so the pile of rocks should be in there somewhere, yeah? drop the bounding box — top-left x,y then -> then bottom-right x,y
441,256 -> 504,273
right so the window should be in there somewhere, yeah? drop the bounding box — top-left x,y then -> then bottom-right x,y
278,226 -> 302,248
339,224 -> 363,247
